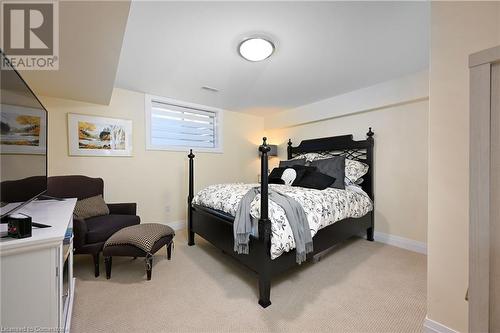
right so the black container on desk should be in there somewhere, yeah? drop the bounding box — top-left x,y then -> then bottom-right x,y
6,213 -> 32,238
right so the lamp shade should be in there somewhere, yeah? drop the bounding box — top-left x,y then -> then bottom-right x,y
259,144 -> 277,157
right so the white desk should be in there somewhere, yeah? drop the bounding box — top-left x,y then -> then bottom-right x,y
1,199 -> 76,332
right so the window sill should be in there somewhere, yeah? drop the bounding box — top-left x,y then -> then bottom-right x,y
145,145 -> 223,154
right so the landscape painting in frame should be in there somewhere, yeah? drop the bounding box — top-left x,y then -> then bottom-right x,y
68,114 -> 132,156
0,105 -> 47,154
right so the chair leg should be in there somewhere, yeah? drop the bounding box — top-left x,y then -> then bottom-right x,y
258,275 -> 272,308
167,242 -> 173,260
367,227 -> 374,241
145,254 -> 153,280
105,257 -> 112,279
92,253 -> 100,277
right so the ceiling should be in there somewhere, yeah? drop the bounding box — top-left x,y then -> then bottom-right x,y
116,1 -> 430,115
20,1 -> 130,105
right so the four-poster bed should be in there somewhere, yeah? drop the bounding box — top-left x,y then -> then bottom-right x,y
187,128 -> 375,307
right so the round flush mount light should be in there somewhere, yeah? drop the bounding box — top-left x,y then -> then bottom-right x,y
238,37 -> 275,62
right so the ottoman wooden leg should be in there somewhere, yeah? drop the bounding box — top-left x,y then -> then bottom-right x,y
167,242 -> 173,260
105,257 -> 112,279
145,254 -> 153,280
93,253 -> 100,278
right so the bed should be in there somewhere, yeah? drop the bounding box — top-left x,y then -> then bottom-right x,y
187,129 -> 375,307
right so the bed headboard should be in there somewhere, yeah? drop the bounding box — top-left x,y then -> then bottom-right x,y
287,128 -> 375,200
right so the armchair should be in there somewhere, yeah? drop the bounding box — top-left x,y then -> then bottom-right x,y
47,175 -> 140,277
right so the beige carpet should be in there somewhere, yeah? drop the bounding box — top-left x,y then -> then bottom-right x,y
71,229 -> 426,333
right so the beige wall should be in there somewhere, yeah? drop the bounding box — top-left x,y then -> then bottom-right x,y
265,70 -> 429,129
266,100 -> 429,244
40,88 -> 264,225
428,2 -> 500,332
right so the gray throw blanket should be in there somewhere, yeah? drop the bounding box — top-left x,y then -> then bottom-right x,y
233,187 -> 313,264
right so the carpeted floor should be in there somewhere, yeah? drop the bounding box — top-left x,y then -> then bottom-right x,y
71,229 -> 426,333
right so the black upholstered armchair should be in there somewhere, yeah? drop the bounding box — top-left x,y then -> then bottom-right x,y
47,175 -> 140,277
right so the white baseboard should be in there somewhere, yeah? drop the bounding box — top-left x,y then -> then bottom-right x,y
423,317 -> 460,333
165,220 -> 186,231
374,231 -> 427,255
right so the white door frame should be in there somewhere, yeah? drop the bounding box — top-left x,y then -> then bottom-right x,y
469,45 -> 500,333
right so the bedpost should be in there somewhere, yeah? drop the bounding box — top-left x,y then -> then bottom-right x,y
287,139 -> 293,160
188,149 -> 195,246
365,127 -> 374,199
365,128 -> 375,241
258,137 -> 272,308
258,137 -> 271,249
259,137 -> 271,222
367,127 -> 374,142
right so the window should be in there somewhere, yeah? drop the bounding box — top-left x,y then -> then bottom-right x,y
145,95 -> 223,152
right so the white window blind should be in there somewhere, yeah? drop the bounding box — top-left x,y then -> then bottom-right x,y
146,96 -> 222,152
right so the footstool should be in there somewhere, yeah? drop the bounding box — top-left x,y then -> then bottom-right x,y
102,223 -> 175,280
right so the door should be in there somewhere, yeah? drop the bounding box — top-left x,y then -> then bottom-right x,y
490,61 -> 500,332
469,45 -> 500,333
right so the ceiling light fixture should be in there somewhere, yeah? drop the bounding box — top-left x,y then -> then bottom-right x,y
238,37 -> 275,62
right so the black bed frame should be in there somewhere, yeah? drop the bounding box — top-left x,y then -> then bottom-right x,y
187,128 -> 375,308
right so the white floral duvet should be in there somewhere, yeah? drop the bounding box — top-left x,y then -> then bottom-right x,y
192,183 -> 373,259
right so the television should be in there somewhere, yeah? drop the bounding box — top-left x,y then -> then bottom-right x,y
0,51 -> 48,218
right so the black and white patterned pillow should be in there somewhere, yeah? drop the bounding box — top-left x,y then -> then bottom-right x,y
292,152 -> 369,183
345,159 -> 369,183
292,152 -> 335,162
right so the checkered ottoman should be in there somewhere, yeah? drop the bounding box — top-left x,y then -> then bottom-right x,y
102,223 -> 175,280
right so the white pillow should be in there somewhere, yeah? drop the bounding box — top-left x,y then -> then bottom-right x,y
281,168 -> 297,186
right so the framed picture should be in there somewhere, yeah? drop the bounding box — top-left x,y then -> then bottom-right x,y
0,105 -> 47,155
68,114 -> 132,156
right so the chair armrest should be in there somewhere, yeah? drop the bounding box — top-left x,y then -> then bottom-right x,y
107,203 -> 137,215
72,216 -> 87,250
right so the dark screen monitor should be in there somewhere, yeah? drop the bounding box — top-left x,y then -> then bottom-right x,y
0,51 -> 48,218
